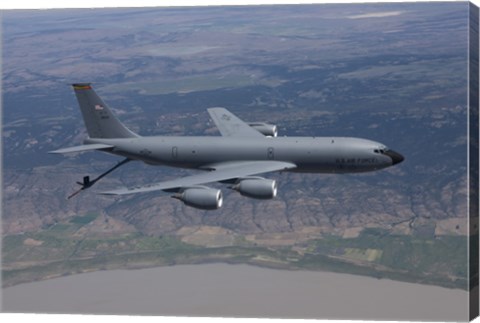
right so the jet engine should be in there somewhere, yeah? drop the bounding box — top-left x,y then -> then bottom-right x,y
248,122 -> 278,137
232,178 -> 277,199
172,187 -> 223,210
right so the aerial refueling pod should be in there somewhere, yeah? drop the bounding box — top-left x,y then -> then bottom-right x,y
172,187 -> 223,210
231,177 -> 277,199
248,122 -> 278,137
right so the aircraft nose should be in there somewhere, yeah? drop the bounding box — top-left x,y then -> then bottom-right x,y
385,150 -> 404,165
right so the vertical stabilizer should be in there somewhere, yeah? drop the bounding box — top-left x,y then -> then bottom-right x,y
72,83 -> 139,138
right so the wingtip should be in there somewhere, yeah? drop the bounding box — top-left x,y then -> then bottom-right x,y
72,83 -> 92,90
99,188 -> 130,196
98,190 -> 119,196
48,149 -> 64,154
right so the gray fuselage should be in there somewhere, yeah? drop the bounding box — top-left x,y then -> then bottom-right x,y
86,136 -> 397,174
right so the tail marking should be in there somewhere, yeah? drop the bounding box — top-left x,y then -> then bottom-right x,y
71,83 -> 139,139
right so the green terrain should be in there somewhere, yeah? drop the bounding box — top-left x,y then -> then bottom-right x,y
2,214 -> 468,289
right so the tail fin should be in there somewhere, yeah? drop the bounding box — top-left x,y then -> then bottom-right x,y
72,83 -> 139,139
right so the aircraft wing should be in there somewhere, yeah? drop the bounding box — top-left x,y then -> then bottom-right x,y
100,160 -> 296,195
207,107 -> 264,137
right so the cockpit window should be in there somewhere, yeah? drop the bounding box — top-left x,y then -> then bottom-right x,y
374,147 -> 388,154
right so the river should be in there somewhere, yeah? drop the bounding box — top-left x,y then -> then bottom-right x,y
1,264 -> 469,321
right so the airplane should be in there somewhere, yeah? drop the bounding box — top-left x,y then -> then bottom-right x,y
50,83 -> 404,210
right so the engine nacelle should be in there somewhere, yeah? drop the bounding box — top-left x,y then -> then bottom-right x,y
248,122 -> 278,137
232,178 -> 277,199
173,187 -> 223,210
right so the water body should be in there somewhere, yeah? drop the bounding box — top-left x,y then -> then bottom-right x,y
2,264 -> 469,321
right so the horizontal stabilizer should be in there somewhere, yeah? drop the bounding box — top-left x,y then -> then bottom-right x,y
49,143 -> 114,154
